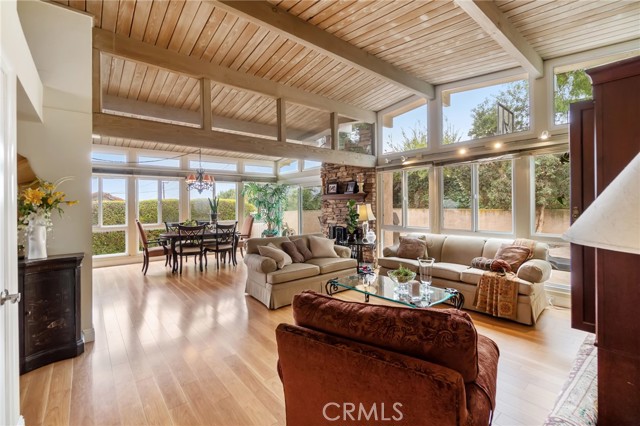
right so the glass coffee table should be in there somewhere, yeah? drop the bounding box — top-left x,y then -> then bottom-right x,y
326,274 -> 465,309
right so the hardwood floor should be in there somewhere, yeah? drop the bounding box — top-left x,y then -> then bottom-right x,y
20,260 -> 587,426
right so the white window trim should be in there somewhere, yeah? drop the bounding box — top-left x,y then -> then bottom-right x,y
92,175 -> 129,258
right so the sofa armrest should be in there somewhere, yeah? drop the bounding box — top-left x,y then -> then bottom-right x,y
244,253 -> 278,274
517,258 -> 552,283
383,244 -> 399,257
334,245 -> 351,258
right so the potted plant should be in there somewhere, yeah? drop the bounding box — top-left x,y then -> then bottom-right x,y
345,199 -> 359,242
208,197 -> 219,223
242,183 -> 289,237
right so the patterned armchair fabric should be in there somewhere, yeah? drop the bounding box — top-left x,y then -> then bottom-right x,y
277,291 -> 499,426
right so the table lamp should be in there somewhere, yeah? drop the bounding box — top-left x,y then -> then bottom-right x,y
359,203 -> 377,243
562,153 -> 640,254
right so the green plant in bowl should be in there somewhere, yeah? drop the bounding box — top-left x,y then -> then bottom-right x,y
388,265 -> 416,284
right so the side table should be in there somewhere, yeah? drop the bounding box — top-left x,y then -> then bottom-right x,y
336,239 -> 375,273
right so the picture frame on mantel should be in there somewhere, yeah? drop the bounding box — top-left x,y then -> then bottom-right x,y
344,181 -> 356,194
327,182 -> 338,194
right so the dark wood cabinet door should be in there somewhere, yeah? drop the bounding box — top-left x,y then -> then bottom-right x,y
569,100 -> 596,333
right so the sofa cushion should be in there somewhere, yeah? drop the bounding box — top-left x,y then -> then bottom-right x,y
267,263 -> 320,284
378,256 -> 418,272
396,236 -> 427,259
247,236 -> 291,255
306,257 -> 357,274
460,268 -> 536,295
433,263 -> 468,281
293,238 -> 314,261
293,291 -> 480,382
441,236 -> 486,265
309,236 -> 339,258
281,241 -> 305,263
494,244 -> 530,271
258,244 -> 292,269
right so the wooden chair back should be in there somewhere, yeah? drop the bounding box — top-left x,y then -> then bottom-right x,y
136,219 -> 149,249
215,222 -> 237,249
240,215 -> 254,238
177,224 -> 206,253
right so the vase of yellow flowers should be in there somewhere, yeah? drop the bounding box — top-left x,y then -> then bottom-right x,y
18,178 -> 77,259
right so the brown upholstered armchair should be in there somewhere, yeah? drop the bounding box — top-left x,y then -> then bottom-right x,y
276,291 -> 499,426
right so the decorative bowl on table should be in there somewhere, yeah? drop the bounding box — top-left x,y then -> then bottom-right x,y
388,267 -> 416,296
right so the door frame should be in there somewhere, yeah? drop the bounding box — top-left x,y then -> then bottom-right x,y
1,55 -> 23,426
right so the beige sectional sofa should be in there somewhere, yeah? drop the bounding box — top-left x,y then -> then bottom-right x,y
379,233 -> 552,325
244,233 -> 357,309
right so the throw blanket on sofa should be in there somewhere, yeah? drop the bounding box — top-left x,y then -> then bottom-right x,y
474,271 -> 520,320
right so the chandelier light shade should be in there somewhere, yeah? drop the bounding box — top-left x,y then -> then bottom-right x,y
562,153 -> 640,254
186,149 -> 215,193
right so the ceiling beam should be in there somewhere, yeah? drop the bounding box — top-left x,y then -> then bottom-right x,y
93,28 -> 376,122
455,0 -> 544,78
213,1 -> 435,99
93,112 -> 376,168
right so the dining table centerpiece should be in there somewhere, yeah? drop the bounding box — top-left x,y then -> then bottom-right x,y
18,178 -> 77,259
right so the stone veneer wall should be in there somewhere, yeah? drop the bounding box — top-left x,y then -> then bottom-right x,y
321,163 -> 377,263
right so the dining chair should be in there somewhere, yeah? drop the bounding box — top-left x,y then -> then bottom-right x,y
176,224 -> 206,274
165,221 -> 180,232
204,221 -> 237,269
136,219 -> 169,275
236,215 -> 254,258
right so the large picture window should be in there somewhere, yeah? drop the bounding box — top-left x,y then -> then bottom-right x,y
533,153 -> 570,235
92,176 -> 128,256
441,161 -> 513,233
442,78 -> 529,143
382,101 -> 427,154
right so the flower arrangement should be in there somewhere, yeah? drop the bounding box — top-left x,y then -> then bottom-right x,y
18,178 -> 77,230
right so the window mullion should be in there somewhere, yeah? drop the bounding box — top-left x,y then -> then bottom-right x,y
472,164 -> 479,232
402,170 -> 409,228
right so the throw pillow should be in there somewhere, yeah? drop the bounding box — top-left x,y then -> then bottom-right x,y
281,241 -> 305,263
258,244 -> 292,269
293,238 -> 314,261
471,257 -> 493,271
471,257 -> 513,273
308,236 -> 339,258
396,236 -> 427,259
494,244 -> 530,272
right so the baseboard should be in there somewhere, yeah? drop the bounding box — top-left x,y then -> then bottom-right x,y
545,284 -> 571,308
82,327 -> 96,343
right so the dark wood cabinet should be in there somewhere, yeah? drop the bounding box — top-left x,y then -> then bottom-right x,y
18,253 -> 85,374
570,56 -> 640,425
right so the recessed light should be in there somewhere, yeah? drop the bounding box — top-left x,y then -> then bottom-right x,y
539,130 -> 550,140
458,148 -> 467,155
494,142 -> 502,149
400,156 -> 407,163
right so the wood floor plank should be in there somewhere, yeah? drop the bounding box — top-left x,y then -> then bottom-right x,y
19,261 -> 588,426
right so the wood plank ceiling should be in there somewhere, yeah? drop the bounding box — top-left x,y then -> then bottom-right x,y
55,0 -> 640,160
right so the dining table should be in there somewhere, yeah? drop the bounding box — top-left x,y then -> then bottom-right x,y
159,228 -> 240,273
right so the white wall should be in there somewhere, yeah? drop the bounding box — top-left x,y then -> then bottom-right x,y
16,0 -> 94,340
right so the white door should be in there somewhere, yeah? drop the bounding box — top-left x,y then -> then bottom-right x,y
0,59 -> 22,425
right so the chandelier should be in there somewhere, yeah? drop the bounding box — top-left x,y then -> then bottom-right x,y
186,149 -> 214,193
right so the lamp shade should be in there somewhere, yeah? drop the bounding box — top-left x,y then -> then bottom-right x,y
358,204 -> 368,221
365,203 -> 376,222
562,153 -> 640,254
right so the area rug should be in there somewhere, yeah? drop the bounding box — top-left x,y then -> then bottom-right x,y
543,334 -> 597,426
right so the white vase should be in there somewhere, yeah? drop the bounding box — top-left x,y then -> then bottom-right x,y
27,215 -> 48,259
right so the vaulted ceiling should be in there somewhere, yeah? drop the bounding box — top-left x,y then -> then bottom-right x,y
53,0 -> 640,162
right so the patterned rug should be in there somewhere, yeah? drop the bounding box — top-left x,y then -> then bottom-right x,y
543,334 -> 597,426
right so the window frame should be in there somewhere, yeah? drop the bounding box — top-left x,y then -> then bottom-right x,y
440,160 -> 515,236
92,174 -> 129,257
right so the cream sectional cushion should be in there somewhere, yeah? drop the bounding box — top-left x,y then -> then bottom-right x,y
440,236 -> 486,265
378,257 -> 418,272
247,236 -> 291,255
306,257 -> 357,274
267,263 -> 320,284
432,263 -> 468,281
